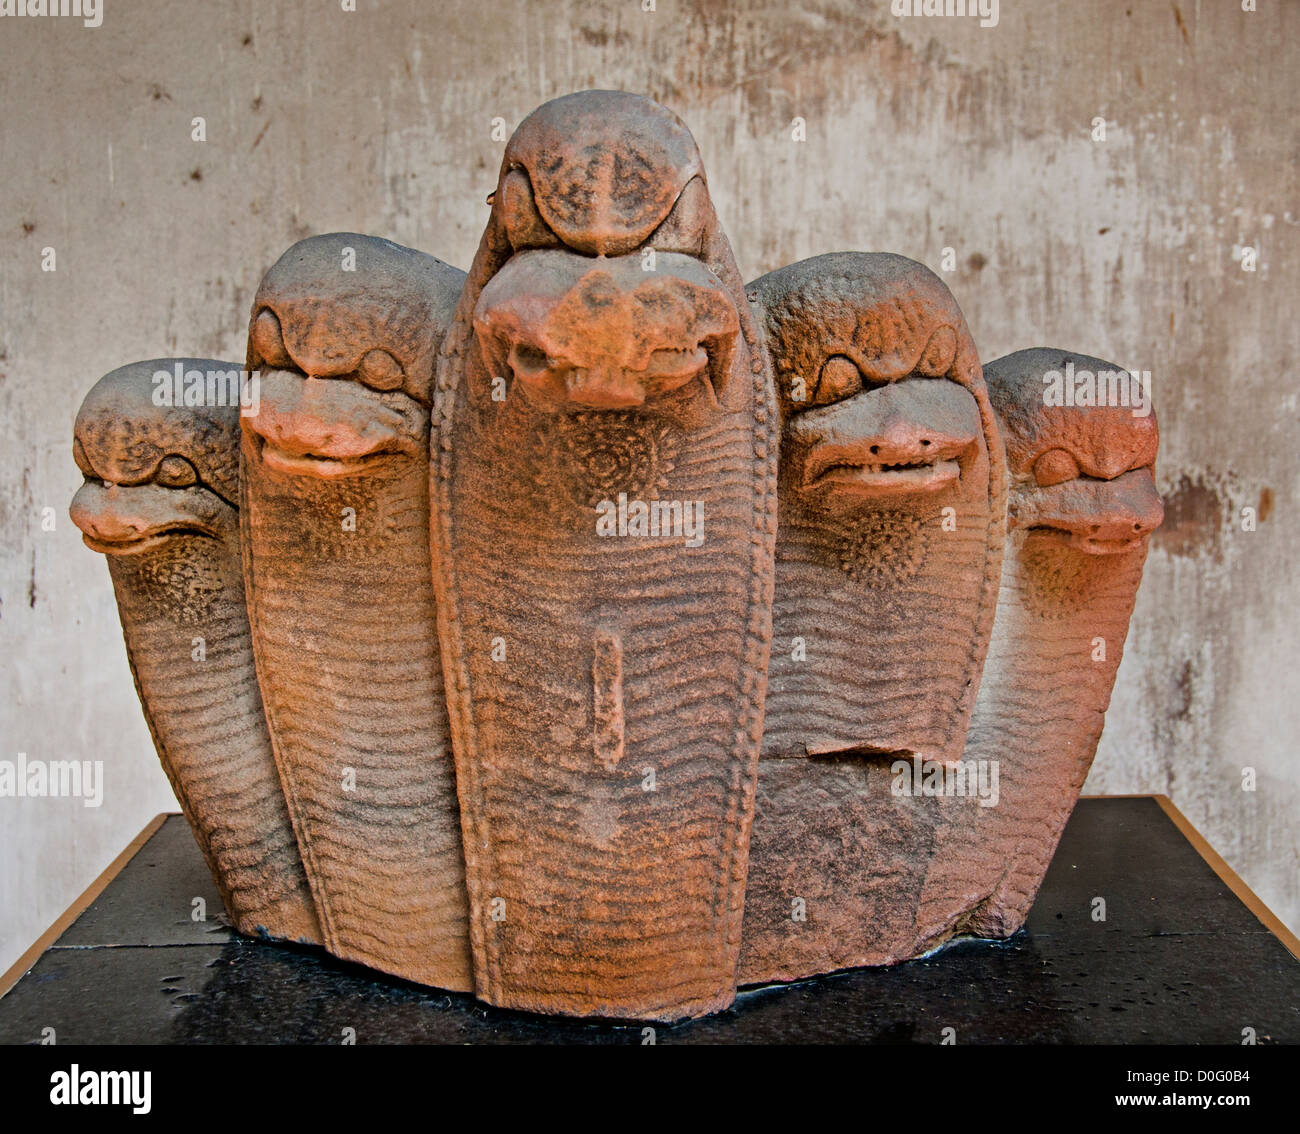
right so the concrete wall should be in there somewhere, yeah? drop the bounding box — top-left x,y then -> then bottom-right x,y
2,0 -> 1296,978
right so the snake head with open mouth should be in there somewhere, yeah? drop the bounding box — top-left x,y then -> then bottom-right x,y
70,360 -> 240,554
455,89 -> 756,428
244,233 -> 462,479
755,252 -> 986,518
473,249 -> 739,414
987,348 -> 1163,555
748,250 -> 1004,770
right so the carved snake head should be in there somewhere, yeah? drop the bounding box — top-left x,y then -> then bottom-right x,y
71,360 -> 239,554
470,91 -> 747,421
753,252 -> 986,518
474,250 -> 738,412
243,233 -> 459,479
986,348 -> 1163,555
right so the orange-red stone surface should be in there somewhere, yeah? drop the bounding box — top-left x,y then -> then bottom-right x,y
739,252 -> 1007,982
917,349 -> 1163,943
71,360 -> 320,945
431,91 -> 777,1021
241,234 -> 472,990
70,92 -> 1162,1023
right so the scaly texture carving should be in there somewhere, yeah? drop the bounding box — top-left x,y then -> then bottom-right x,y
68,93 -> 1168,1022
432,91 -> 777,1020
739,253 -> 1006,982
916,349 -> 1163,943
70,359 -> 320,943
240,234 -> 472,989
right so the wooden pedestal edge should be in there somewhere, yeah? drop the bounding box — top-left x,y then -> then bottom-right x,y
0,812 -> 173,1001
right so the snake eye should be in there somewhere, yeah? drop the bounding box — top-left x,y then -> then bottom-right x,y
251,308 -> 292,369
500,169 -> 561,251
811,355 -> 863,407
646,177 -> 708,258
1033,448 -> 1079,487
156,455 -> 198,488
916,326 -> 958,377
73,436 -> 94,477
358,348 -> 404,391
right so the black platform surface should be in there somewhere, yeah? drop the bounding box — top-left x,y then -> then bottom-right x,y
1,797 -> 1296,1044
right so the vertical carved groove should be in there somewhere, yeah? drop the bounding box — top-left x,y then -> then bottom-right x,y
592,628 -> 625,772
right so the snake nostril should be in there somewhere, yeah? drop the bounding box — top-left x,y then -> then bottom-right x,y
920,439 -> 930,447
870,445 -> 879,455
1133,521 -> 1143,532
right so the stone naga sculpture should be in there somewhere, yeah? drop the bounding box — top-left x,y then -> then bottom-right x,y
738,252 -> 1006,983
916,349 -> 1163,941
70,91 -> 1165,1024
240,234 -> 472,990
431,90 -> 778,1020
70,360 -> 319,943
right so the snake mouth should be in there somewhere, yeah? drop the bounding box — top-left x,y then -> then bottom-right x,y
788,377 -> 982,509
79,526 -> 217,556
806,456 -> 962,497
70,480 -> 229,556
474,248 -> 740,414
508,347 -> 720,412
254,436 -> 405,480
242,369 -> 424,479
1015,469 -> 1164,554
1025,525 -> 1146,555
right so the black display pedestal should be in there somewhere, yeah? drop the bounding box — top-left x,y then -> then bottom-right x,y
1,796 -> 1296,1044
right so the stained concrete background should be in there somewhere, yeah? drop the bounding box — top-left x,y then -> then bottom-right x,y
1,0 -> 1296,982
